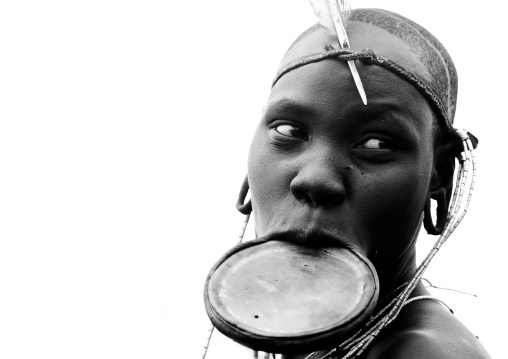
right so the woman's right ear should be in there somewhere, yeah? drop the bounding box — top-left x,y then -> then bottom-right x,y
236,175 -> 252,215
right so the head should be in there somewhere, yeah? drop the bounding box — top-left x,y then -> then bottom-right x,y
246,9 -> 457,292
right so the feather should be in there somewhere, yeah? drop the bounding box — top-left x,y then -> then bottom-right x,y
308,0 -> 335,33
308,0 -> 352,33
341,0 -> 352,28
307,0 -> 368,105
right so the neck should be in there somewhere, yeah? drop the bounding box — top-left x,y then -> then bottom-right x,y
375,245 -> 417,301
373,219 -> 422,301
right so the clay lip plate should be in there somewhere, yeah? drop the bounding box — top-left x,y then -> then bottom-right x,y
205,239 -> 379,341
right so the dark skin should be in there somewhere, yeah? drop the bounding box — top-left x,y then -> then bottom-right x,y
247,60 -> 490,358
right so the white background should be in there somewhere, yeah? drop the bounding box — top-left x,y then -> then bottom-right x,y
0,1 -> 505,358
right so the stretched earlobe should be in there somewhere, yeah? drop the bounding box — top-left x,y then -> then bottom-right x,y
236,175 -> 252,215
423,188 -> 448,235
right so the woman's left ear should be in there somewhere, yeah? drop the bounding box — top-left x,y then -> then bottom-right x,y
423,141 -> 455,235
423,187 -> 448,235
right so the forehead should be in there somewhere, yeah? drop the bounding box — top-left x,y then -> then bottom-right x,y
279,22 -> 432,86
268,58 -> 434,134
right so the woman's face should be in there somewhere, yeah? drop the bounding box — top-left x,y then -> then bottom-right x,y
247,59 -> 436,264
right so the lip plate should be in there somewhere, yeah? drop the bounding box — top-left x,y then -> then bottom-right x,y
204,237 -> 379,353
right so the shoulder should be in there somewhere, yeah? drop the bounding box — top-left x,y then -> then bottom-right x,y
364,297 -> 491,359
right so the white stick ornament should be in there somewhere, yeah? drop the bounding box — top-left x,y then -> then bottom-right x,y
308,0 -> 367,105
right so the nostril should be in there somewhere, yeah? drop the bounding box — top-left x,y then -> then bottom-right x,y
321,194 -> 343,207
292,188 -> 313,204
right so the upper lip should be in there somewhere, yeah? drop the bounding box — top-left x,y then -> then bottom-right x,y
261,226 -> 355,250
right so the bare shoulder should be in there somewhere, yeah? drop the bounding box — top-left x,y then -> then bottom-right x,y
364,298 -> 491,359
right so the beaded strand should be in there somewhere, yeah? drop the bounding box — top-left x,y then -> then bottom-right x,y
304,129 -> 477,359
201,213 -> 251,359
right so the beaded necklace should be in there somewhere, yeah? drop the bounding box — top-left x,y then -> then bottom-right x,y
299,129 -> 477,359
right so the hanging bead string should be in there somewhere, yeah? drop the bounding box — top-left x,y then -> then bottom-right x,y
200,326 -> 215,359
302,129 -> 477,359
344,130 -> 476,359
346,130 -> 476,358
329,282 -> 411,357
201,212 -> 252,359
402,295 -> 453,314
239,213 -> 251,244
421,278 -> 477,297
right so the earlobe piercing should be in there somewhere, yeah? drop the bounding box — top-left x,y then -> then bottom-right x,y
423,188 -> 447,235
236,175 -> 252,215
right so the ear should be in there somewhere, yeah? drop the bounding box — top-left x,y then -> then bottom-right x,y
236,175 -> 252,215
423,140 -> 455,235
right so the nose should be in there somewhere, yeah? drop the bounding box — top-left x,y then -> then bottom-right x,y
290,155 -> 347,208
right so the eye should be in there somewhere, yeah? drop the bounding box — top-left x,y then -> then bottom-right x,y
357,138 -> 392,149
353,137 -> 397,161
274,124 -> 307,139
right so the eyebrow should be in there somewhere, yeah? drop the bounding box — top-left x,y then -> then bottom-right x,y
267,97 -> 406,118
264,97 -> 316,118
352,101 -> 421,134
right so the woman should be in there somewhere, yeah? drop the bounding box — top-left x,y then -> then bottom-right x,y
207,8 -> 491,359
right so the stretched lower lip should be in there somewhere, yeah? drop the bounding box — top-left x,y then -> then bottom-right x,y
261,227 -> 354,250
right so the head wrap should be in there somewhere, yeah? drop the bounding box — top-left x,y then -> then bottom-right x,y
273,8 -> 460,137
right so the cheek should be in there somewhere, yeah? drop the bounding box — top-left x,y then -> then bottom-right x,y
356,164 -> 431,251
247,131 -> 295,230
